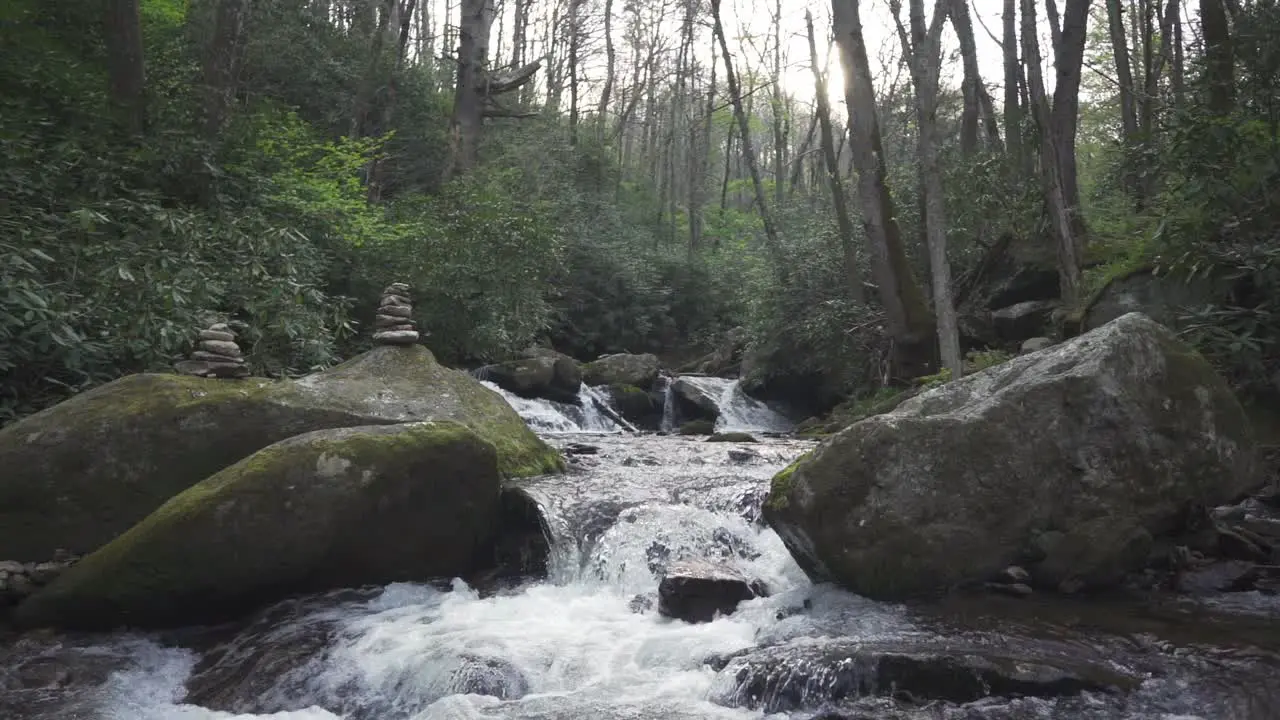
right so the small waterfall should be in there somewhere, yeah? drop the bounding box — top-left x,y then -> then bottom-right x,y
479,380 -> 627,434
657,375 -> 677,433
671,376 -> 794,434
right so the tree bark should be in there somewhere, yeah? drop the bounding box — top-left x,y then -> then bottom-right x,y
950,0 -> 982,155
105,0 -> 147,134
1002,0 -> 1024,170
832,0 -> 935,376
1050,0 -> 1092,240
443,0 -> 496,181
1021,0 -> 1083,303
894,0 -> 962,379
597,0 -> 615,140
806,10 -> 865,305
1106,0 -> 1140,196
1200,0 -> 1233,114
201,0 -> 251,140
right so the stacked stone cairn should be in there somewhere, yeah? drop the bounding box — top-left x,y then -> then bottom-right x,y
174,322 -> 249,378
373,283 -> 421,346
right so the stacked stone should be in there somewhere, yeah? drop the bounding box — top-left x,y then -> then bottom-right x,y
174,322 -> 249,378
373,283 -> 421,346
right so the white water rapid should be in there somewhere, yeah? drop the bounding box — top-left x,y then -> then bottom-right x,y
4,435 -> 1279,719
664,377 -> 794,434
478,381 -> 628,434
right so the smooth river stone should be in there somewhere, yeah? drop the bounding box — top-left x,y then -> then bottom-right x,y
378,304 -> 413,318
198,329 -> 236,342
373,330 -> 420,345
198,340 -> 242,357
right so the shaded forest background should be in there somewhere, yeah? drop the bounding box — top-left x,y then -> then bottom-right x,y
1,0 -> 1277,425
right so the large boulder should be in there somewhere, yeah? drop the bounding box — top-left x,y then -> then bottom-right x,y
581,353 -> 661,390
14,421 -> 500,630
0,345 -> 561,562
481,350 -> 582,404
671,377 -> 721,421
1083,266 -> 1230,332
764,313 -> 1259,600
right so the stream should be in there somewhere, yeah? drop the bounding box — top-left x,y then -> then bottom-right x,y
3,382 -> 1279,719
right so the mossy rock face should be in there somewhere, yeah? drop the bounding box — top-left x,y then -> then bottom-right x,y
15,421 -> 499,631
764,313 -> 1259,601
678,419 -> 716,436
0,345 -> 561,562
607,384 -> 663,430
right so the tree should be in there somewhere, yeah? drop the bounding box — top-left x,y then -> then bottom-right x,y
892,0 -> 962,380
1201,0 -> 1234,113
201,0 -> 250,141
805,10 -> 865,305
832,0 -> 935,376
105,0 -> 146,134
1049,0 -> 1093,236
711,0 -> 783,264
1022,0 -> 1083,303
443,0 -> 540,181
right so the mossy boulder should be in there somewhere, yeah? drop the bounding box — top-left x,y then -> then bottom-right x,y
14,422 -> 500,630
0,345 -> 561,562
479,351 -> 581,404
764,313 -> 1260,600
581,353 -> 661,390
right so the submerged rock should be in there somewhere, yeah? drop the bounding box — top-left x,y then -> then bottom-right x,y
15,422 -> 501,630
708,432 -> 759,443
710,639 -> 1138,713
0,345 -> 561,562
581,353 -> 661,390
658,560 -> 766,623
764,313 -> 1259,600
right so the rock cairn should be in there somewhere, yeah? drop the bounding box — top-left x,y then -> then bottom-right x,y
373,283 -> 421,346
174,322 -> 249,378
0,550 -> 79,608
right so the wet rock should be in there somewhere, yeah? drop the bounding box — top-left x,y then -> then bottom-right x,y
581,353 -> 661,390
606,383 -> 663,430
14,658 -> 72,689
564,443 -> 599,456
479,355 -> 580,404
671,378 -> 721,421
991,300 -> 1058,343
629,593 -> 655,613
678,419 -> 715,436
708,432 -> 759,443
710,639 -> 1137,713
765,313 -> 1260,600
985,581 -> 1034,598
1020,337 -> 1054,354
15,422 -> 504,630
446,654 -> 529,700
1175,560 -> 1260,595
658,560 -> 766,623
728,448 -> 764,463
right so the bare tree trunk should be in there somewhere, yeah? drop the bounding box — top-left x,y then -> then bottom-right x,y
202,0 -> 251,140
894,0 -> 962,379
1171,0 -> 1184,106
712,0 -> 783,263
443,0 -> 496,181
351,0 -> 395,139
690,51 -> 716,254
105,0 -> 147,134
1050,0 -> 1092,240
567,0 -> 581,144
1200,0 -> 1233,114
770,0 -> 786,206
950,0 -> 982,155
1021,0 -> 1083,303
597,0 -> 615,140
1002,0 -> 1024,169
806,10 -> 865,304
833,0 -> 935,376
1106,0 -> 1140,197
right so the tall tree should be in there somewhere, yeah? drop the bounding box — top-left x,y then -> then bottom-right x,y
1050,0 -> 1092,235
832,0 -> 935,376
597,0 -> 616,140
1022,0 -> 1083,303
1002,0 -> 1025,170
201,0 -> 251,140
712,0 -> 783,263
1201,0 -> 1234,113
949,0 -> 984,154
806,10 -> 865,305
893,0 -> 962,380
105,0 -> 146,134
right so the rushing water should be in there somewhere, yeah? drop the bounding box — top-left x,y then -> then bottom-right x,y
477,381 -> 628,434
4,431 -> 1280,719
663,377 -> 795,435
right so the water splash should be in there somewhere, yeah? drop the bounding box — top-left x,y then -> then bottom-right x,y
670,376 -> 794,434
478,381 -> 626,434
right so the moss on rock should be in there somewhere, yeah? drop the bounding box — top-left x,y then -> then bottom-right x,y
15,422 -> 500,630
0,345 -> 560,562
